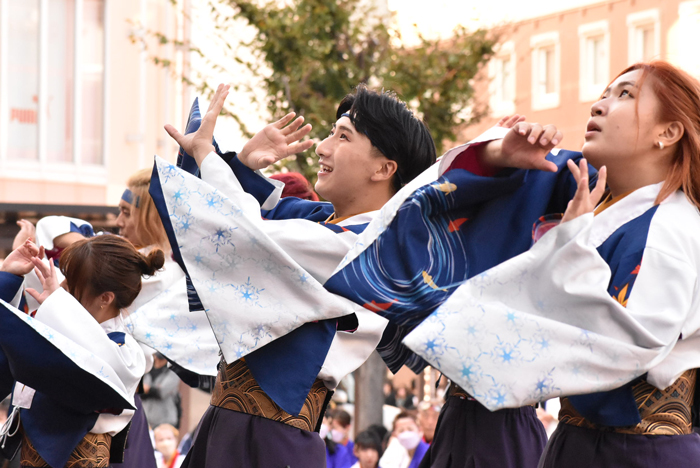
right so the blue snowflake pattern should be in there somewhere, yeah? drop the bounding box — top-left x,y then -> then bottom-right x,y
236,277 -> 264,305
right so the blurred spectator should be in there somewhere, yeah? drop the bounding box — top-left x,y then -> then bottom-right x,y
383,382 -> 397,407
323,411 -> 352,468
537,398 -> 560,437
366,424 -> 389,452
379,411 -> 429,468
331,409 -> 358,467
417,400 -> 442,444
153,424 -> 186,468
351,430 -> 384,468
394,387 -> 415,410
269,172 -> 320,201
142,353 -> 181,429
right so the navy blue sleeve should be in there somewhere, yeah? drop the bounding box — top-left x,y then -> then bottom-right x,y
261,197 -> 335,222
0,272 -> 23,304
218,152 -> 279,207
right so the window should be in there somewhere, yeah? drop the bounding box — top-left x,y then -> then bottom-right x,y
627,9 -> 660,64
678,1 -> 700,77
578,21 -> 610,102
0,0 -> 106,177
531,32 -> 560,110
489,42 -> 515,116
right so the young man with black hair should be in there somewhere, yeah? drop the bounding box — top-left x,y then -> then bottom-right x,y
160,83 -> 436,467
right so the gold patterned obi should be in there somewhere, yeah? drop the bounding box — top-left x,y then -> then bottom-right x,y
211,358 -> 329,432
559,369 -> 697,435
21,429 -> 111,468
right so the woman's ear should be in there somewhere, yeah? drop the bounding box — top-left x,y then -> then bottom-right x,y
658,121 -> 684,148
371,159 -> 398,183
100,291 -> 116,309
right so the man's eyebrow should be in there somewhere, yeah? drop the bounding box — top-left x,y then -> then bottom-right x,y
336,124 -> 356,135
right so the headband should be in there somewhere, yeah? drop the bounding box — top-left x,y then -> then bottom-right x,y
121,188 -> 141,208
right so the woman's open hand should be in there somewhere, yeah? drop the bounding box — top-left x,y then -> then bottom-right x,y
562,158 -> 607,223
1,240 -> 43,276
25,256 -> 61,305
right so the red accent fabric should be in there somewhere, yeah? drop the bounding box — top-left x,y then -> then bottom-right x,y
445,142 -> 497,177
166,452 -> 181,468
269,172 -> 320,201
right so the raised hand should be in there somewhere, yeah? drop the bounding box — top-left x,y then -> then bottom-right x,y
1,239 -> 43,276
561,158 -> 607,223
499,122 -> 563,172
164,83 -> 230,167
237,113 -> 314,171
496,114 -> 526,129
25,256 -> 61,305
12,219 -> 36,250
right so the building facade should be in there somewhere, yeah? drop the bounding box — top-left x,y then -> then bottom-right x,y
462,0 -> 700,150
0,0 -> 191,206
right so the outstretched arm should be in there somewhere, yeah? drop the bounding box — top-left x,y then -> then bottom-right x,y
164,84 -> 313,170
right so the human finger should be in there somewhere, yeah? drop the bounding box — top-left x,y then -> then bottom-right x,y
24,239 -> 40,257
25,288 -> 41,303
287,140 -> 315,155
532,158 -> 558,173
33,265 -> 46,289
206,84 -> 227,114
285,123 -> 313,145
281,116 -> 305,136
164,124 -> 186,146
513,122 -> 531,137
567,159 -> 581,181
539,125 -> 559,146
31,257 -> 51,277
590,165 -> 607,203
551,130 -> 563,146
527,123 -> 544,144
275,112 -> 298,130
502,114 -> 526,129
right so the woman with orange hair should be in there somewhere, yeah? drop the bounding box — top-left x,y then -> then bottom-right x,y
404,61 -> 700,467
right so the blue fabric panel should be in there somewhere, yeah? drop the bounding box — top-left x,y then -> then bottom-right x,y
69,222 -> 95,239
20,394 -> 99,468
567,205 -> 659,427
107,331 -> 126,347
245,319 -> 337,415
176,98 -> 203,176
0,349 -> 12,401
220,153 -> 279,208
0,272 -> 23,303
325,151 -> 589,373
262,196 -> 335,222
0,302 -> 134,414
175,98 -> 223,178
149,164 -> 204,312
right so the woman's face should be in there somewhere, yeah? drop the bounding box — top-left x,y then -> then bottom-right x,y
582,69 -> 662,169
116,192 -> 143,247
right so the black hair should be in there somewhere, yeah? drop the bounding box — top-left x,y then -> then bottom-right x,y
336,84 -> 437,192
354,430 -> 383,457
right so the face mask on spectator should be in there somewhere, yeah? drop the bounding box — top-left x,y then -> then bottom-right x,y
319,424 -> 329,439
397,430 -> 422,450
331,428 -> 346,443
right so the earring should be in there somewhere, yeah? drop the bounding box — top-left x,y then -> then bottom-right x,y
658,141 -> 665,150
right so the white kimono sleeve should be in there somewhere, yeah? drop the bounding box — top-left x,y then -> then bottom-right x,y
35,289 -> 146,434
404,200 -> 698,411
